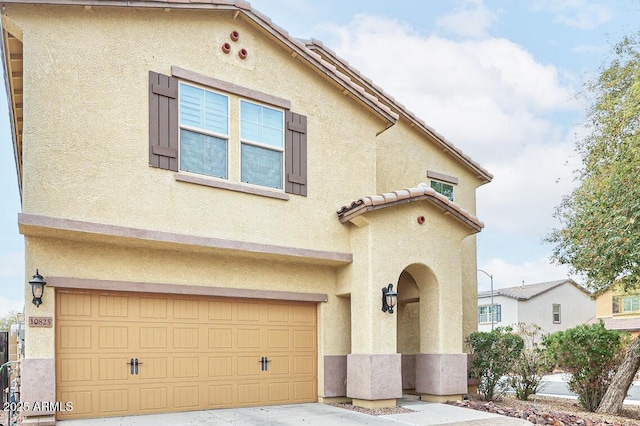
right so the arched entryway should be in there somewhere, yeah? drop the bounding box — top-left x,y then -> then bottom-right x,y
396,263 -> 438,392
395,262 -> 469,401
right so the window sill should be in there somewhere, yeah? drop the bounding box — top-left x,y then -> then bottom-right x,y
176,172 -> 290,201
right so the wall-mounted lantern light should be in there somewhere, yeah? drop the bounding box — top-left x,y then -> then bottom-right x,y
381,283 -> 397,314
29,269 -> 46,308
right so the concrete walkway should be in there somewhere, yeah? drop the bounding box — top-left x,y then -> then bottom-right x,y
57,397 -> 532,425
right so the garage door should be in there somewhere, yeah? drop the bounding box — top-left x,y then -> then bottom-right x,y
55,290 -> 317,420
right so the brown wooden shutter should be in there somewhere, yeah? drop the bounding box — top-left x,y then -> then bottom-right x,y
149,71 -> 178,171
612,296 -> 619,314
285,111 -> 307,196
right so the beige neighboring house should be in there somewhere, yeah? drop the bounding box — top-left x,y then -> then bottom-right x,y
477,280 -> 595,333
591,287 -> 640,336
1,1 -> 493,424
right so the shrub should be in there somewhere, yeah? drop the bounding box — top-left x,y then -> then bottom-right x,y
508,323 -> 554,400
542,321 -> 627,411
466,327 -> 524,401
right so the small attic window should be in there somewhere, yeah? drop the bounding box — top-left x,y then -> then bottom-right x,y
427,171 -> 458,202
431,181 -> 454,201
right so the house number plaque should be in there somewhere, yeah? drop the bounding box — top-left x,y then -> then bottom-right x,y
29,317 -> 53,327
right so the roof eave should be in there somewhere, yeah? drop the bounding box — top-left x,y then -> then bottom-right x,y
0,0 -> 399,125
305,39 -> 493,184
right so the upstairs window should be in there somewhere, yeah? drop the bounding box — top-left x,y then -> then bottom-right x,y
179,83 -> 229,179
431,181 -> 454,201
552,304 -> 561,323
427,171 -> 457,202
612,294 -> 640,314
240,101 -> 284,189
478,304 -> 501,323
149,70 -> 307,196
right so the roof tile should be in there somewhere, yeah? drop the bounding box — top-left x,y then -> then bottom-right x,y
337,183 -> 483,232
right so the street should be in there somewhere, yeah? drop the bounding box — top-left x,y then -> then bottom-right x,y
537,375 -> 640,403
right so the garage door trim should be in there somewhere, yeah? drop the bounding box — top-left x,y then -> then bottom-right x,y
47,276 -> 328,302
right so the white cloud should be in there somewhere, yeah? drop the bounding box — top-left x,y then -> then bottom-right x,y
573,44 -> 605,54
478,257 -> 574,291
0,295 -> 24,318
532,0 -> 613,29
0,251 -> 24,279
477,137 -> 581,236
321,12 -> 586,282
435,0 -> 498,39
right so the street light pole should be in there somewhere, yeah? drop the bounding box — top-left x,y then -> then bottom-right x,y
478,269 -> 494,330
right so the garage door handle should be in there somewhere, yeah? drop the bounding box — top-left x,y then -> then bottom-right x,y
134,358 -> 143,375
260,357 -> 271,371
127,358 -> 135,375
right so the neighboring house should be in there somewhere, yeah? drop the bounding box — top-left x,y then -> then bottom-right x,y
1,1 -> 493,424
591,287 -> 640,336
477,280 -> 594,333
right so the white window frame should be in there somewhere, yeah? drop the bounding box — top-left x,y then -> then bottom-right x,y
552,304 -> 561,324
238,99 -> 285,190
178,81 -> 230,180
478,304 -> 501,324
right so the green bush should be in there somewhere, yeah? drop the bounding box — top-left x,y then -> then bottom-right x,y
542,321 -> 627,411
466,327 -> 524,401
508,323 -> 554,400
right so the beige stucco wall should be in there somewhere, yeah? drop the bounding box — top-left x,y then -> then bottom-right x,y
375,119 -> 480,214
596,289 -> 613,317
9,4 -> 386,254
340,202 -> 474,355
375,119 -> 484,349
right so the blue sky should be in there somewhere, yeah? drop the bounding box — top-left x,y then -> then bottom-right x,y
0,0 -> 638,314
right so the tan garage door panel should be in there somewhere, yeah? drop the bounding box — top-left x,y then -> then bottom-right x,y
56,291 -> 317,420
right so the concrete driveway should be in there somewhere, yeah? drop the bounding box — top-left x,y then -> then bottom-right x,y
57,397 -> 531,425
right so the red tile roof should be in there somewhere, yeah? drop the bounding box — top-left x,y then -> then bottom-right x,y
337,183 -> 483,232
588,316 -> 640,332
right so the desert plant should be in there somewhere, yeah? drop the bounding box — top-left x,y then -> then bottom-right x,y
542,321 -> 627,411
466,326 -> 524,401
508,323 -> 554,400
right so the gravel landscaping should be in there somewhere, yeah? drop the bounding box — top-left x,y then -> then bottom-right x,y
448,394 -> 640,426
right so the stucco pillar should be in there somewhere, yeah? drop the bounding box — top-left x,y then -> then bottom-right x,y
22,250 -> 57,424
416,258 -> 467,401
344,224 -> 402,408
415,353 -> 467,401
20,358 -> 56,426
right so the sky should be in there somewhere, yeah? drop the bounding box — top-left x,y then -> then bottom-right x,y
0,0 -> 639,315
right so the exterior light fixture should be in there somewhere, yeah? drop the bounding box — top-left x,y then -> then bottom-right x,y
381,283 -> 397,314
29,269 -> 46,308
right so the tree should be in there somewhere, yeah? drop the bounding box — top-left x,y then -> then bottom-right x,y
465,327 -> 524,401
546,34 -> 640,415
542,322 -> 627,411
0,311 -> 20,332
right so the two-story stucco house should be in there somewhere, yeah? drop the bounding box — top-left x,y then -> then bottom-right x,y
477,280 -> 595,333
1,1 -> 492,424
590,286 -> 640,336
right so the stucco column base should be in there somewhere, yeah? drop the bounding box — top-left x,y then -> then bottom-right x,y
353,398 -> 396,409
415,353 -> 467,396
22,415 -> 56,426
20,358 -> 56,424
318,396 -> 352,404
346,354 -> 402,402
419,393 -> 463,403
